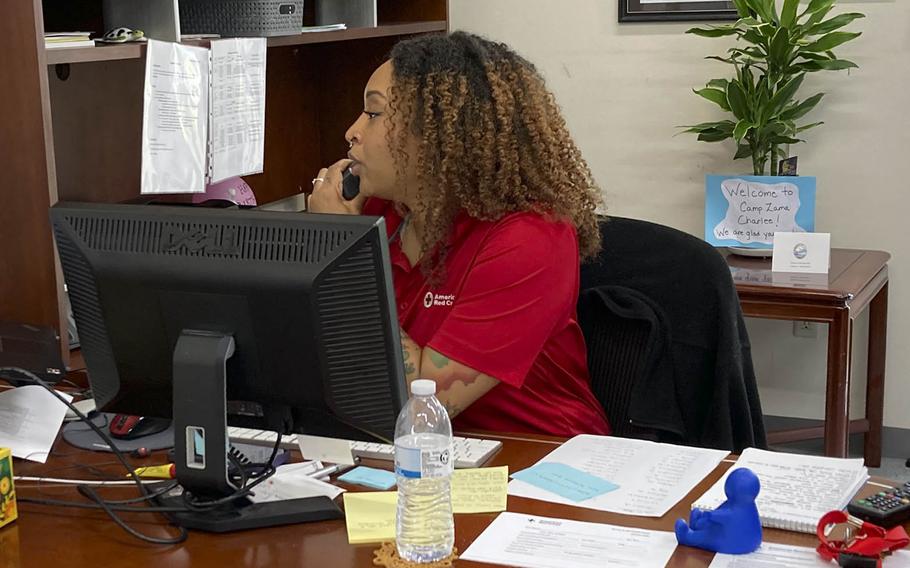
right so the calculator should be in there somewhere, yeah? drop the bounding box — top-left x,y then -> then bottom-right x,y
846,481 -> 910,527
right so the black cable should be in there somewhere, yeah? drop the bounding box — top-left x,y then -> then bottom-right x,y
0,367 -> 188,545
179,433 -> 282,510
18,495 -> 188,513
6,367 -> 289,533
100,481 -> 180,504
78,485 -> 188,545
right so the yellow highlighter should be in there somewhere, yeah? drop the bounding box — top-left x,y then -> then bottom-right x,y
129,464 -> 176,479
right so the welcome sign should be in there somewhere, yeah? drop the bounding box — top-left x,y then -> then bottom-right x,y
704,175 -> 816,248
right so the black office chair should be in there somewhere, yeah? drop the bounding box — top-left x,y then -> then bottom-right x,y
577,216 -> 767,452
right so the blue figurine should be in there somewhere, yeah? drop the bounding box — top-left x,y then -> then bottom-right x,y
675,467 -> 762,554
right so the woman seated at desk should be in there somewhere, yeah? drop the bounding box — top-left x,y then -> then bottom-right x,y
308,31 -> 609,438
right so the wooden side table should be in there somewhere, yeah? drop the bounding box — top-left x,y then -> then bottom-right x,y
727,249 -> 890,466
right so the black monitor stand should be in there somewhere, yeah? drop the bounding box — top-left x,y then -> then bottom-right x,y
155,330 -> 343,533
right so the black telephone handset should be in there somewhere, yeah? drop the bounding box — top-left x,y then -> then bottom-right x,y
342,167 -> 360,201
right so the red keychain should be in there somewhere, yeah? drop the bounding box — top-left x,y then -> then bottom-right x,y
817,511 -> 910,567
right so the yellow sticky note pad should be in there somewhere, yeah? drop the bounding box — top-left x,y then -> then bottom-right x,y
451,466 -> 508,514
343,491 -> 397,544
342,466 -> 509,544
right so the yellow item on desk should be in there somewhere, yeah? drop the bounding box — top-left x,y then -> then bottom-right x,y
129,464 -> 176,479
0,447 -> 17,528
343,467 -> 509,544
451,466 -> 508,514
343,491 -> 398,544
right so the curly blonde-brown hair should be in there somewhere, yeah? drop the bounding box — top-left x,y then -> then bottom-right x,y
387,31 -> 603,279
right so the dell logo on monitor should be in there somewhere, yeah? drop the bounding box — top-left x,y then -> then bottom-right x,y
161,225 -> 241,255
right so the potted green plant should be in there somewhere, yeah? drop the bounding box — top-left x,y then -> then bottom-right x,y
683,0 -> 864,251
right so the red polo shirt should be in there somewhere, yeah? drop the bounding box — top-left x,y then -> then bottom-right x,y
363,198 -> 611,437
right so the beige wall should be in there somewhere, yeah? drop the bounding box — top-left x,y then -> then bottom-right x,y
450,0 -> 910,428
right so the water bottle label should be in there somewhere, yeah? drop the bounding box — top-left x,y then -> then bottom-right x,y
394,444 -> 454,479
421,447 -> 453,478
395,446 -> 422,479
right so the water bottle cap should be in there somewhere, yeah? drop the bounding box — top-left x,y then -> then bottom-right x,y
410,379 -> 436,396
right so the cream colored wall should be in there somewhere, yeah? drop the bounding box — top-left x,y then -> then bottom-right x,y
450,0 -> 910,428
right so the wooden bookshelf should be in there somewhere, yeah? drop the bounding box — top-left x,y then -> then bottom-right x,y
45,21 -> 448,65
1,0 -> 449,360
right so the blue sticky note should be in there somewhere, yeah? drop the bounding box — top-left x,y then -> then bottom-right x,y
704,175 -> 816,248
338,466 -> 397,490
511,462 -> 618,502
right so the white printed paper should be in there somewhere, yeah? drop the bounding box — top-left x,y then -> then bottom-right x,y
692,448 -> 868,533
461,512 -> 678,568
507,435 -> 729,517
714,179 -> 805,243
141,39 -> 209,194
250,461 -> 344,504
209,38 -> 266,182
0,385 -> 73,463
297,434 -> 356,466
771,232 -> 831,274
710,542 -> 910,568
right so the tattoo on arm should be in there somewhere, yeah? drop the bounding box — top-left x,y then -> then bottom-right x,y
402,344 -> 416,377
428,351 -> 450,370
399,328 -> 420,381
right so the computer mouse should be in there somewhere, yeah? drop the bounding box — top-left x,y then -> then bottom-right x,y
109,414 -> 171,440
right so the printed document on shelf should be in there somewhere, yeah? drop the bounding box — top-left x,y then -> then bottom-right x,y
507,434 -> 729,517
141,39 -> 209,194
460,512 -> 678,568
208,38 -> 266,183
709,542 -> 910,567
0,385 -> 73,463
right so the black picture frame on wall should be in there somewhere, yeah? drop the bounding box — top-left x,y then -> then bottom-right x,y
620,1 -> 738,22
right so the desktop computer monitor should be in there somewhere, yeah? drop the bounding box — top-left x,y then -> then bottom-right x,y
50,202 -> 408,530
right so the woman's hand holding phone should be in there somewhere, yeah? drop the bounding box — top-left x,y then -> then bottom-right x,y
307,158 -> 365,214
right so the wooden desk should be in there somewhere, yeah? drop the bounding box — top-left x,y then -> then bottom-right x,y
727,249 -> 891,466
6,433 -> 903,567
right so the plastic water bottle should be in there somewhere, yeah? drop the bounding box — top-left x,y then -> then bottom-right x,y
394,379 -> 454,563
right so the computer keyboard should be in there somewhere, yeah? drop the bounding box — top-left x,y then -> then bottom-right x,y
228,427 -> 502,469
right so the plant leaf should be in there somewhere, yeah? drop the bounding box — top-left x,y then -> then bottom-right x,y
780,93 -> 824,120
681,120 -> 736,134
781,0 -> 799,28
796,121 -> 824,132
740,65 -> 755,94
732,0 -> 751,18
733,119 -> 755,142
706,55 -> 737,64
698,130 -> 733,142
687,26 -> 739,38
803,31 -> 862,52
743,28 -> 765,45
809,13 -> 865,36
734,17 -> 761,27
806,5 -> 835,27
726,81 -> 750,120
694,88 -> 732,111
735,144 -> 754,159
770,135 -> 804,144
707,78 -> 730,90
769,27 -> 791,70
804,0 -> 835,16
745,0 -> 776,23
768,74 -> 805,118
793,59 -> 859,72
795,52 -> 829,61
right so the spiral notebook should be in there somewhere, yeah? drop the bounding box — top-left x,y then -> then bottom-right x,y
690,448 -> 868,534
